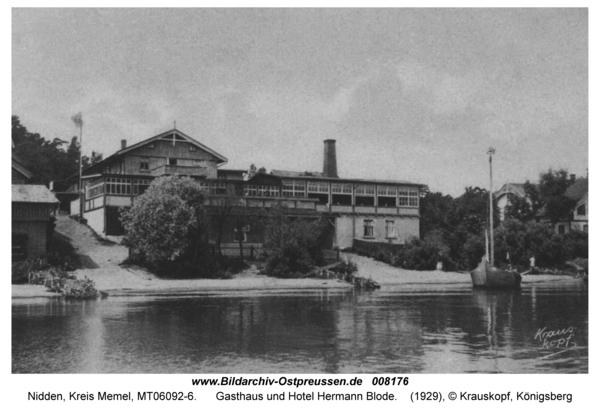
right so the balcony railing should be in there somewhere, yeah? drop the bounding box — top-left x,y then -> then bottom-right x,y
151,165 -> 208,177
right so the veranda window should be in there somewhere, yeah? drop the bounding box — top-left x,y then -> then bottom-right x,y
106,178 -> 131,195
282,180 -> 306,197
398,187 -> 419,207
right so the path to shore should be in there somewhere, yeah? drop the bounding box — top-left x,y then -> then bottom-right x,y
13,215 -> 580,299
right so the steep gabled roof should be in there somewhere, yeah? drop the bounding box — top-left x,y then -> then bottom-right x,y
565,177 -> 588,201
118,129 -> 228,164
12,155 -> 33,179
81,129 -> 228,177
494,183 -> 527,198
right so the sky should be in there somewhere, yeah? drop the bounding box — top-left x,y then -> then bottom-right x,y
12,8 -> 588,196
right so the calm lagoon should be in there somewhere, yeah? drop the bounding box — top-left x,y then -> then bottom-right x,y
12,280 -> 587,373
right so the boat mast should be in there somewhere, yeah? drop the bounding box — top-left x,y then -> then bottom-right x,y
487,147 -> 496,267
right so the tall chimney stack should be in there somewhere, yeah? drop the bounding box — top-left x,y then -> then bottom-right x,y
323,139 -> 339,178
121,139 -> 127,150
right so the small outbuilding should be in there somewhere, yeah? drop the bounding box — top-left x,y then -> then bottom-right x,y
12,185 -> 59,260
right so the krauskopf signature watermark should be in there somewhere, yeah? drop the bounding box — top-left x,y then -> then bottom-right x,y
534,326 -> 578,359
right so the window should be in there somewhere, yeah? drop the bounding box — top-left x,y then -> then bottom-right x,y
245,185 -> 280,197
363,220 -> 374,237
577,204 -> 586,216
355,185 -> 375,196
233,228 -> 247,242
307,181 -> 329,204
331,183 -> 352,205
169,158 -> 178,166
378,185 -> 397,207
398,187 -> 419,207
133,179 -> 152,195
308,182 -> 329,193
189,144 -> 197,151
282,180 -> 306,197
558,225 -> 566,235
385,220 -> 396,238
210,181 -> 229,195
140,158 -> 149,171
86,180 -> 105,199
105,178 -> 131,195
12,233 -> 28,262
355,184 -> 375,206
331,183 -> 352,194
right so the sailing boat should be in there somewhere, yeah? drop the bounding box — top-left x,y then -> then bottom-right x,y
470,148 -> 522,288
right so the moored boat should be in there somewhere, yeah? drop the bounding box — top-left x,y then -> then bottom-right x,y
470,147 -> 522,289
470,257 -> 522,288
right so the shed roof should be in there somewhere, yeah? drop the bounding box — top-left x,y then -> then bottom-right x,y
12,184 -> 59,204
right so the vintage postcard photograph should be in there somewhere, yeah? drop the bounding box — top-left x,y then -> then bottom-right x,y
11,7 -> 588,377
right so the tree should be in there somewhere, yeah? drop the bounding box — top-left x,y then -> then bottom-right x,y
504,193 -> 534,222
261,206 -> 328,277
120,176 -> 209,272
419,191 -> 453,238
528,169 -> 576,223
12,116 -> 70,184
209,190 -> 255,262
210,194 -> 236,257
11,116 -> 103,185
231,200 -> 255,263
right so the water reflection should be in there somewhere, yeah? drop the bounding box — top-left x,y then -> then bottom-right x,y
12,281 -> 587,373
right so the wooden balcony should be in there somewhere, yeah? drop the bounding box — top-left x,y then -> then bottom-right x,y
151,165 -> 208,177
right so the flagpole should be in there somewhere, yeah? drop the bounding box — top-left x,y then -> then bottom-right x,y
78,121 -> 84,220
488,148 -> 495,267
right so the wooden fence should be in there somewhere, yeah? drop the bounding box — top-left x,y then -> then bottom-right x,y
352,239 -> 403,256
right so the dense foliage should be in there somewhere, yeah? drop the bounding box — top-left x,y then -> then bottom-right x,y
261,206 -> 329,278
11,233 -> 81,284
524,169 -> 577,223
12,115 -> 103,185
410,169 -> 587,271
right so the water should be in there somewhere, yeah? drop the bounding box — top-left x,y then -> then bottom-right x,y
12,280 -> 588,373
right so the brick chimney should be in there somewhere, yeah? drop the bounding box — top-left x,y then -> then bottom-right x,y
121,139 -> 127,150
323,139 -> 339,178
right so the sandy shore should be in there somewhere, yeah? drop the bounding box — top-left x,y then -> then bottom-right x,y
12,216 -> 581,299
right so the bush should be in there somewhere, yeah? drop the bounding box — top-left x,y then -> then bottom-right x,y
262,210 -> 329,278
11,233 -> 82,284
392,237 -> 441,271
563,230 -> 588,260
494,219 -> 570,268
121,176 -> 218,278
45,233 -> 81,270
336,258 -> 358,275
12,258 -> 48,284
61,277 -> 100,300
